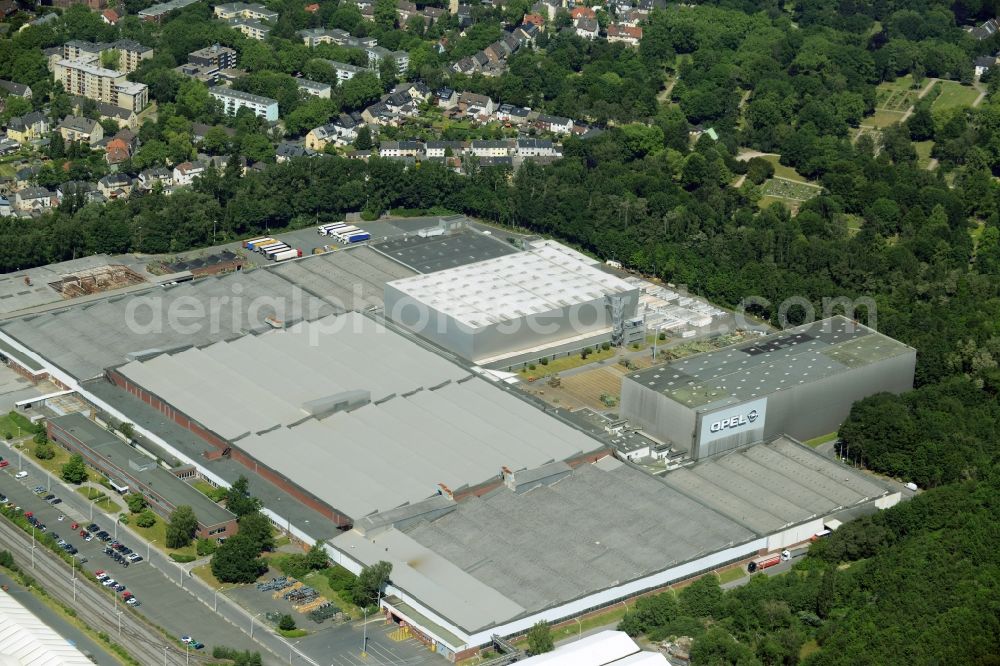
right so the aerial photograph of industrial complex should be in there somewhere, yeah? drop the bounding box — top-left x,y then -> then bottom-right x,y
0,0 -> 998,664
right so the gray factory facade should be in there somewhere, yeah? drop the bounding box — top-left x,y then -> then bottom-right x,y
621,316 -> 916,459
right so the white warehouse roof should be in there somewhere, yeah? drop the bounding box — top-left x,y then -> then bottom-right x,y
385,240 -> 635,329
514,630 -> 667,665
0,588 -> 93,665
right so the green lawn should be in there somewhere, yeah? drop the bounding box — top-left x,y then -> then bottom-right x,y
843,214 -> 864,237
74,486 -> 122,513
914,140 -> 934,168
516,346 -> 617,378
551,602 -> 632,641
865,109 -> 907,129
191,480 -> 226,502
804,431 -> 838,448
931,81 -> 979,111
756,154 -> 810,183
301,571 -> 360,618
0,412 -> 33,439
130,515 -> 197,558
716,567 -> 747,585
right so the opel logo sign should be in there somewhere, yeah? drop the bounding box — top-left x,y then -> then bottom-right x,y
710,409 -> 761,433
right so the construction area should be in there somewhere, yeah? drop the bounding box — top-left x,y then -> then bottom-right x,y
48,264 -> 147,298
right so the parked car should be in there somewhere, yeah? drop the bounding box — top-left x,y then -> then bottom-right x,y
192,642 -> 204,650
42,494 -> 54,502
50,498 -> 62,505
127,554 -> 143,563
0,460 -> 8,468
79,530 -> 88,538
181,636 -> 193,644
126,597 -> 140,606
114,583 -> 126,592
101,578 -> 117,587
95,570 -> 108,580
86,524 -> 100,533
15,471 -> 28,479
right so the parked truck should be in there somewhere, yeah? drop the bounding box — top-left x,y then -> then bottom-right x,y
747,550 -> 790,573
318,223 -> 348,235
263,244 -> 291,259
256,241 -> 287,254
272,248 -> 303,262
246,237 -> 276,250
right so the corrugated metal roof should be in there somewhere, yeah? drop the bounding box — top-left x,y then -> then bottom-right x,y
0,588 -> 93,665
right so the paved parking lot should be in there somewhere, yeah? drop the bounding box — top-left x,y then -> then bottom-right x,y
227,578 -> 439,665
0,464 -> 267,661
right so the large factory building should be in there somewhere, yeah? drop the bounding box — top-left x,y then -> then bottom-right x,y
384,240 -> 640,365
621,316 -> 916,460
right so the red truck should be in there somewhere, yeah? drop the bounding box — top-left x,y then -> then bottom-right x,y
747,550 -> 791,573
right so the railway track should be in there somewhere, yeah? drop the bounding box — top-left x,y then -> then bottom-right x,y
0,517 -> 209,665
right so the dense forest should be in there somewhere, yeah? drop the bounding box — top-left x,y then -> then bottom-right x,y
3,0 -> 1000,661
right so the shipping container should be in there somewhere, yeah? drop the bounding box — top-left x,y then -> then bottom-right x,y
345,232 -> 371,243
243,236 -> 271,248
318,223 -> 349,235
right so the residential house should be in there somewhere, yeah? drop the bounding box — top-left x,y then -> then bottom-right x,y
0,138 -> 20,156
516,137 -> 559,157
618,8 -> 647,26
972,18 -> 1000,40
58,115 -> 103,146
185,44 -> 238,83
975,55 -> 997,77
305,124 -> 338,152
361,101 -> 395,125
570,6 -> 596,20
515,22 -> 540,45
496,103 -> 531,125
275,142 -> 316,162
172,161 -> 206,186
535,113 -> 573,135
607,23 -> 642,46
470,139 -> 511,158
13,186 -> 53,212
0,0 -> 17,18
209,87 -> 279,121
297,79 -> 332,99
304,2 -> 319,11
98,173 -> 132,198
575,16 -> 599,40
105,136 -> 132,164
56,180 -> 101,204
435,87 -> 458,109
14,166 -> 39,190
366,46 -> 410,75
458,92 -> 496,116
532,0 -> 558,21
455,4 -> 473,27
379,140 -> 424,158
101,8 -> 120,24
227,17 -> 270,40
0,196 -> 11,217
422,6 -> 446,24
425,140 -> 465,158
393,81 -> 431,102
397,0 -> 418,22
0,80 -> 32,99
138,166 -> 172,190
523,12 -> 544,28
213,2 -> 278,21
452,57 -> 478,75
317,59 -> 367,82
6,111 -> 49,143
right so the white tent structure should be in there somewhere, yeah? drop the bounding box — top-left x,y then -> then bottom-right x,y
0,587 -> 92,665
516,630 -> 668,665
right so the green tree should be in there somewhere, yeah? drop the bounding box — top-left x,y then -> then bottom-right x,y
165,505 -> 199,549
210,533 -> 267,583
526,621 -> 554,655
278,614 -> 296,631
237,511 -> 275,553
354,125 -> 374,150
678,575 -> 723,618
126,493 -> 147,513
60,454 -> 88,484
100,49 -> 120,70
305,540 -> 328,570
118,422 -> 135,441
34,441 -> 55,460
136,510 -> 157,528
351,560 -> 392,607
374,0 -> 396,30
225,475 -> 261,517
816,567 -> 836,619
196,537 -> 218,556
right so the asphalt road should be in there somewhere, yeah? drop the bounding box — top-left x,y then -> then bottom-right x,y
1,440 -> 443,666
0,447 -> 277,663
0,569 -> 119,664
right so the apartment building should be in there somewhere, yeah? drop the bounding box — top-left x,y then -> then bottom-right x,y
53,59 -> 149,112
209,86 -> 279,121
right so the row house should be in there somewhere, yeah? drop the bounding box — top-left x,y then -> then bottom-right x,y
607,24 -> 642,46
13,187 -> 53,212
58,115 -> 103,146
535,113 -> 573,135
227,17 -> 270,40
305,114 -> 361,151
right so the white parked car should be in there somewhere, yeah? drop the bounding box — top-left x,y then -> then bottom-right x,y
14,471 -> 27,479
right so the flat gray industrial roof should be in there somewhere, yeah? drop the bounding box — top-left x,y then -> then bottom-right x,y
626,316 -> 914,411
116,313 -> 469,441
269,246 -> 414,310
113,312 -> 605,519
0,255 -> 144,316
81,377 -> 344,541
0,247 -> 417,381
375,230 -> 518,273
50,412 -> 235,526
334,438 -> 891,634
